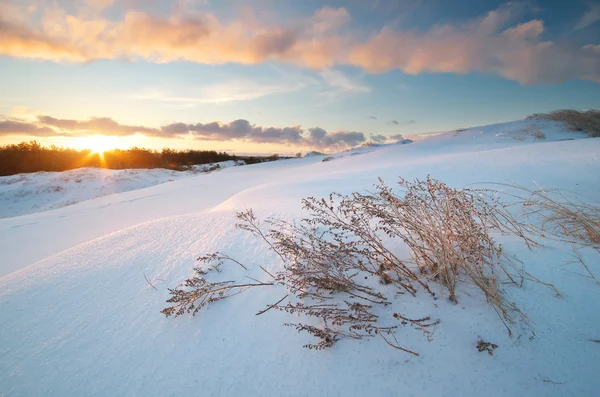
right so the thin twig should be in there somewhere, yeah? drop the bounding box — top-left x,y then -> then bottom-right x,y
260,265 -> 277,280
542,379 -> 565,385
256,294 -> 289,316
144,273 -> 158,290
379,332 -> 419,356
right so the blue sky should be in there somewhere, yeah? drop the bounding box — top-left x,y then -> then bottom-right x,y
0,0 -> 599,154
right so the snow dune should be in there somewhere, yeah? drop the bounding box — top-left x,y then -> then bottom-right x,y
1,119 -> 599,396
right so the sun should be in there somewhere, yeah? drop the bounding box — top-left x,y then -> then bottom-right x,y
73,135 -> 121,154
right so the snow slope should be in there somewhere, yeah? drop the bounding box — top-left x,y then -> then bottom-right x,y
1,119 -> 599,396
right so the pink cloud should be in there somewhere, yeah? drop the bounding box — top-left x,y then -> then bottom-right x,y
0,3 -> 598,84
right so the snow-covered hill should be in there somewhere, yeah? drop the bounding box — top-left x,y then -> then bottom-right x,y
1,119 -> 599,396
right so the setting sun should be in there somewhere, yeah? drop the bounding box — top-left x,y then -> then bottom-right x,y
73,135 -> 122,153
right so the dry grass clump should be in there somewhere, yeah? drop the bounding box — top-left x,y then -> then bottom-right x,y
523,186 -> 600,282
527,109 -> 600,137
503,184 -> 600,247
359,178 -> 539,327
163,177 -> 554,352
491,183 -> 600,285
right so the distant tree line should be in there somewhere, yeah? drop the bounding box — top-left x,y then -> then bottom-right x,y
0,141 -> 283,176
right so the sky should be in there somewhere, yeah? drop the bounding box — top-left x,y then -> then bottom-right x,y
0,0 -> 599,155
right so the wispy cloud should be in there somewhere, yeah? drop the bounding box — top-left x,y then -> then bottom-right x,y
1,3 -> 598,84
132,78 -> 309,105
132,67 -> 368,106
575,4 -> 600,30
318,68 -> 370,98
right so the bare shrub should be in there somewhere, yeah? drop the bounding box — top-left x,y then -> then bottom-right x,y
497,128 -> 545,141
453,128 -> 468,136
527,109 -> 600,137
163,177 -> 552,352
531,129 -> 546,139
519,128 -> 545,140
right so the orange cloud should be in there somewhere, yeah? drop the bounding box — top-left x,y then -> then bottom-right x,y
84,0 -> 115,10
0,19 -> 88,62
0,3 -> 598,84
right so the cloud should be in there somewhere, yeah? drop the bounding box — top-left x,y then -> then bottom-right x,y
249,126 -> 304,144
369,134 -> 387,143
1,115 -> 370,149
389,134 -> 406,142
187,119 -> 259,140
1,3 -> 598,84
306,126 -> 370,147
132,68 -> 367,106
575,4 -> 600,30
389,119 -> 415,125
318,68 -> 370,97
132,77 -> 311,105
159,122 -> 189,135
367,116 -> 377,120
0,19 -> 87,62
312,6 -> 350,34
309,130 -> 366,147
81,0 -> 115,12
38,116 -> 162,136
182,120 -> 362,148
0,119 -> 56,136
308,127 -> 327,140
347,10 -> 600,84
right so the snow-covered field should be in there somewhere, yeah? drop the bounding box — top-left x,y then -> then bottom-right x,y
1,119 -> 599,396
0,161 -> 239,219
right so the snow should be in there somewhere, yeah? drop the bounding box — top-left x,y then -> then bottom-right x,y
1,119 -> 599,396
0,161 -> 239,219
